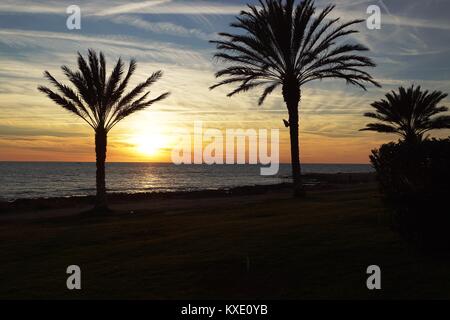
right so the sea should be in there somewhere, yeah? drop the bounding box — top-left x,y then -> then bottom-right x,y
0,162 -> 374,201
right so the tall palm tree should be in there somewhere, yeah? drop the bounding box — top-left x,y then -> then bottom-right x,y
38,49 -> 169,211
210,0 -> 379,196
361,85 -> 450,144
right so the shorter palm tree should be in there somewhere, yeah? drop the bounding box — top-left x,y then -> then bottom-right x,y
361,85 -> 450,143
38,49 -> 169,212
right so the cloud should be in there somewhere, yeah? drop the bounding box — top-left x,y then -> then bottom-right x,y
108,15 -> 216,40
0,29 -> 211,68
0,125 -> 88,138
94,0 -> 172,16
0,0 -> 244,15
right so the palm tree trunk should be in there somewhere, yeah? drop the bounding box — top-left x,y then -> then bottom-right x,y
95,127 -> 108,211
288,107 -> 304,197
283,81 -> 304,197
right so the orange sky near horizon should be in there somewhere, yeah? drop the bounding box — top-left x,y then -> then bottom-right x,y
1,83 -> 449,164
0,115 -> 413,164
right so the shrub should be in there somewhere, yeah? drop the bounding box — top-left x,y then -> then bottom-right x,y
370,138 -> 450,250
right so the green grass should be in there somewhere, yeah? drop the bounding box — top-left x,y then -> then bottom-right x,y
1,185 -> 450,299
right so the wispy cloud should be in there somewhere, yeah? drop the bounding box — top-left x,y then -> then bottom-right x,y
94,0 -> 172,16
0,29 -> 211,67
0,0 -> 244,15
108,15 -> 216,40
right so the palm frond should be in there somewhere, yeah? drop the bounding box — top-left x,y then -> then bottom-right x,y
259,82 -> 279,105
107,92 -> 170,131
109,59 -> 137,107
103,58 -> 124,116
210,0 -> 378,106
362,85 -> 450,142
38,51 -> 169,132
38,85 -> 95,129
117,70 -> 163,109
360,123 -> 399,134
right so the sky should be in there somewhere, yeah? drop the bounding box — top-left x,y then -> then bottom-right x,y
0,0 -> 449,163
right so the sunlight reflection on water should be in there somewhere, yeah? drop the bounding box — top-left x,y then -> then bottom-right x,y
0,162 -> 373,200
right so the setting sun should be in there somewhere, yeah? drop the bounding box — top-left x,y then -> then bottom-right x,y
133,133 -> 168,156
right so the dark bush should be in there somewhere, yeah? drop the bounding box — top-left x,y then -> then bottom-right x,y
370,138 -> 450,250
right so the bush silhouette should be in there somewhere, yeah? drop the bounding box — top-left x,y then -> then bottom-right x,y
370,138 -> 450,250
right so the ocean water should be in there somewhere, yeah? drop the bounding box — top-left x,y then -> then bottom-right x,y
0,162 -> 373,200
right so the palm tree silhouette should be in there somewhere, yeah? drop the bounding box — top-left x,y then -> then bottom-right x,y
210,0 -> 379,196
361,85 -> 450,144
38,49 -> 169,211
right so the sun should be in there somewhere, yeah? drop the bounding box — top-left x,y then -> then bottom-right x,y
133,133 -> 167,156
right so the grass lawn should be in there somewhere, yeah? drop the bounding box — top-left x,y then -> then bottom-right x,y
1,184 -> 450,299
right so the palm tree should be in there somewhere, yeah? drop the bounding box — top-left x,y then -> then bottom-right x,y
361,85 -> 450,144
210,0 -> 379,196
38,49 -> 169,212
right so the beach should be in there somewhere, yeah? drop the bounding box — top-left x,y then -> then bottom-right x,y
2,173 -> 450,299
0,173 -> 375,218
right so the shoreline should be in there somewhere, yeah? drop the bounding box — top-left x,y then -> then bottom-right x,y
0,172 -> 376,216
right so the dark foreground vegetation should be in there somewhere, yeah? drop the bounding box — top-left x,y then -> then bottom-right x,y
371,138 -> 450,250
2,181 -> 450,299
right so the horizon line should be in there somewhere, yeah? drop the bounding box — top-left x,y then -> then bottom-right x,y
0,160 -> 372,165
